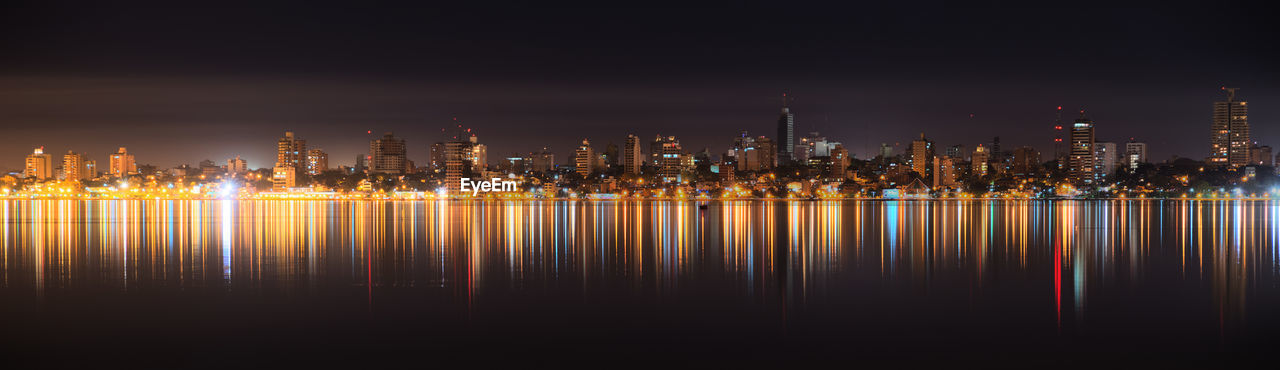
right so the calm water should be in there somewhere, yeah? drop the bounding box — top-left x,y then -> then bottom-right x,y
2,199 -> 1278,365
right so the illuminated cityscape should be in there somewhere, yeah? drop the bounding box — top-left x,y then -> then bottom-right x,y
3,1 -> 1278,366
1,87 -> 1275,200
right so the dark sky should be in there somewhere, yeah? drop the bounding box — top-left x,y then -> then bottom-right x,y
2,1 -> 1277,170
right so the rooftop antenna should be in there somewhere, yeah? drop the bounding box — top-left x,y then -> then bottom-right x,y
1053,105 -> 1064,159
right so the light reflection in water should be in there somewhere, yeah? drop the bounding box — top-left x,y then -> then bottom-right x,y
2,199 -> 1279,332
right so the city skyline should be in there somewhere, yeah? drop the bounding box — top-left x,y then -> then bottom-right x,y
3,2 -> 1278,170
1,87 -> 1268,174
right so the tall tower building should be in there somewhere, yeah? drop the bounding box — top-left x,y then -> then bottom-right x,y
1069,112 -> 1097,184
908,133 -> 934,179
1210,87 -> 1249,166
623,134 -> 643,175
444,141 -> 467,194
1012,146 -> 1041,176
933,156 -> 957,188
1124,141 -> 1147,170
649,135 -> 665,166
306,149 -> 328,175
1094,142 -> 1117,178
369,132 -> 407,174
776,94 -> 795,164
24,147 -> 53,180
971,144 -> 990,178
575,139 -> 594,177
659,136 -> 683,182
531,147 -> 555,173
468,143 -> 487,172
108,147 -> 137,177
276,132 -> 307,173
63,151 -> 88,181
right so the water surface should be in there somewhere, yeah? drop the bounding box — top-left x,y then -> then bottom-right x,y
2,200 -> 1276,365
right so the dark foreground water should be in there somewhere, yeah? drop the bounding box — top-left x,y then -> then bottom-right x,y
2,199 -> 1278,366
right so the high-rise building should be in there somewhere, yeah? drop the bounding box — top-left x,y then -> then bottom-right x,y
932,156 -> 957,188
575,139 -> 594,177
531,148 -> 555,172
603,143 -> 618,168
1012,146 -> 1041,176
276,132 -> 307,173
429,142 -> 445,171
468,143 -> 487,172
108,147 -> 136,177
62,151 -> 89,181
227,156 -> 248,174
659,136 -> 683,182
1094,142 -> 1117,178
991,136 -> 1002,162
1248,144 -> 1273,166
733,133 -> 776,172
1124,141 -> 1147,170
1210,87 -> 1249,166
369,132 -> 407,174
719,159 -> 736,184
1069,114 -> 1097,184
306,149 -> 328,175
946,145 -> 964,159
354,154 -> 368,174
24,147 -> 53,180
971,144 -> 990,178
84,160 -> 97,179
444,141 -> 467,194
830,144 -> 851,179
908,133 -> 934,179
776,95 -> 795,164
623,134 -> 643,175
649,135 -> 665,166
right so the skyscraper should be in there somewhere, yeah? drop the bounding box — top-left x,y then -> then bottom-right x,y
1248,144 -> 1273,167
603,143 -> 618,168
306,149 -> 328,175
830,144 -> 851,179
108,147 -> 136,177
531,147 -> 555,173
444,141 -> 467,194
659,136 -> 683,182
63,151 -> 88,181
1210,87 -> 1249,166
369,132 -> 407,174
908,133 -> 934,180
1124,141 -> 1147,170
649,135 -> 665,166
468,143 -> 487,172
1094,142 -> 1117,178
776,94 -> 795,164
276,132 -> 307,173
971,144 -> 990,178
429,142 -> 445,171
24,147 -> 52,180
575,139 -> 594,177
1069,113 -> 1096,184
623,134 -> 643,175
1012,146 -> 1041,176
932,156 -> 957,188
354,154 -> 368,174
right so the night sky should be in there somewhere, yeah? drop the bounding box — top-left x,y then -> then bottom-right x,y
2,1 -> 1277,170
